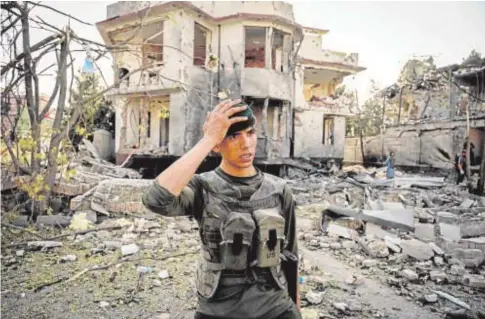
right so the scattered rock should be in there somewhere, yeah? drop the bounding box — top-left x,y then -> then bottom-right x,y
60,255 -> 77,262
16,250 -> 25,257
362,259 -> 378,268
120,243 -> 139,256
99,301 -> 110,309
152,279 -> 162,287
449,264 -> 466,276
300,308 -> 319,319
158,270 -> 169,279
305,290 -> 323,305
103,241 -> 123,251
433,256 -> 445,267
347,300 -> 362,312
333,302 -> 348,312
346,274 -> 364,286
27,241 -> 63,251
330,242 -> 342,250
424,294 -> 438,303
363,239 -> 389,258
429,242 -> 444,256
429,271 -> 447,283
402,269 -> 419,281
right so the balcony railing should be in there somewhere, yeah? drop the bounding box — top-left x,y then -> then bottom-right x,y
114,68 -> 175,95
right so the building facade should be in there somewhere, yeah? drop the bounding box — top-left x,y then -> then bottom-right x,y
96,1 -> 365,166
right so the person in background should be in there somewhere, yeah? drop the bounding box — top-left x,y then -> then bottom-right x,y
384,151 -> 395,179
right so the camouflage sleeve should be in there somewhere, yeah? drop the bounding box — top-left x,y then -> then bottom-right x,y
141,175 -> 204,219
281,184 -> 298,256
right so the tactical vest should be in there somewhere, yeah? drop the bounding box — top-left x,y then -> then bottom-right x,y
195,171 -> 292,300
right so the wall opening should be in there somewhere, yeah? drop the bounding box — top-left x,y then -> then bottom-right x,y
142,22 -> 164,67
245,27 -> 266,68
159,117 -> 170,148
323,116 -> 334,145
267,99 -> 284,140
147,111 -> 151,138
271,29 -> 285,72
194,22 -> 209,66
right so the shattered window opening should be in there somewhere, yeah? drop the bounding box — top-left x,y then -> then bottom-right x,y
245,27 -> 266,68
142,22 -> 164,67
194,22 -> 210,66
271,29 -> 285,72
323,116 -> 334,145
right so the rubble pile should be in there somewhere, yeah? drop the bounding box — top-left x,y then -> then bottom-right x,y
1,214 -> 200,318
295,165 -> 485,317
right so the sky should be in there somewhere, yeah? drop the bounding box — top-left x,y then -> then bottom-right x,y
11,1 -> 485,104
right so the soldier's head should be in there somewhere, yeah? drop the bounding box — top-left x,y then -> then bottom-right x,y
213,101 -> 257,170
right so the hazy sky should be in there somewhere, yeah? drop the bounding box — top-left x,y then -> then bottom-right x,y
19,1 -> 485,103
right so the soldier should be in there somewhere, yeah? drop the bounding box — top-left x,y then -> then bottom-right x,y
142,99 -> 301,319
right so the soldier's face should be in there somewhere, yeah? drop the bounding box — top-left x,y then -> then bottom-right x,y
215,126 -> 257,168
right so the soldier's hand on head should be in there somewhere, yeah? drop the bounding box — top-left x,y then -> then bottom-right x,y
203,99 -> 248,145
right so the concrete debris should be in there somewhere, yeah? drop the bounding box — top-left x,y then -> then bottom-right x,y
326,223 -> 359,240
306,290 -> 324,305
440,223 -> 462,241
429,270 -> 448,283
462,274 -> 485,288
400,239 -> 435,261
431,290 -> 471,310
362,209 -> 415,232
414,223 -> 436,242
423,294 -> 438,303
27,241 -> 63,250
332,302 -> 348,312
429,242 -> 444,256
36,215 -> 72,228
460,221 -> 485,239
16,250 -> 25,257
158,270 -> 170,279
402,269 -> 419,281
152,279 -> 162,287
453,249 -> 484,268
120,243 -> 139,256
362,259 -> 378,268
360,238 -> 389,258
345,274 -> 364,286
60,255 -> 77,262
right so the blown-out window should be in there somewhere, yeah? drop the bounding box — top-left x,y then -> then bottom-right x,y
245,27 -> 266,68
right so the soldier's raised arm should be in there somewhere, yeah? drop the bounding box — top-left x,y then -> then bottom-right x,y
142,99 -> 248,217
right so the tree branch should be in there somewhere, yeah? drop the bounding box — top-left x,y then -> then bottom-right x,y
25,1 -> 92,26
1,33 -> 61,76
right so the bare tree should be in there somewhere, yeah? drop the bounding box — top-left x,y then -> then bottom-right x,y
1,1 -> 224,216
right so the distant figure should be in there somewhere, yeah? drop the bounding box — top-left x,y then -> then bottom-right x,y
455,139 -> 476,185
384,151 -> 395,179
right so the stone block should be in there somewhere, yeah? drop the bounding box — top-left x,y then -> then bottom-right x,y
462,274 -> 485,288
362,209 -> 414,232
401,239 -> 434,261
462,237 -> 485,252
414,223 -> 436,242
460,221 -> 485,238
327,223 -> 358,240
437,211 -> 458,223
440,223 -> 461,241
402,269 -> 418,281
453,248 -> 484,268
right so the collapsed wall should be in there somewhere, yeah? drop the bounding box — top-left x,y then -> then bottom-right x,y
344,117 -> 485,168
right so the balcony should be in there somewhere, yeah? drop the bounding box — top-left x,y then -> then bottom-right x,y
108,66 -> 182,96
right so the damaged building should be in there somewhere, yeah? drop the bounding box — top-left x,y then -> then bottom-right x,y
95,1 -> 365,176
345,57 -> 485,171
